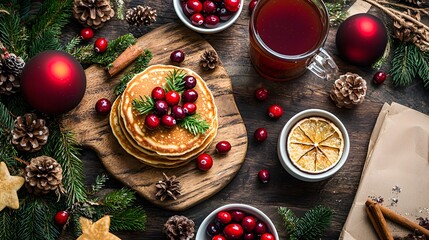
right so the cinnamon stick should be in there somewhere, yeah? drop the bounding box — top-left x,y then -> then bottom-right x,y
367,199 -> 429,238
366,207 -> 384,240
108,44 -> 143,77
367,200 -> 394,240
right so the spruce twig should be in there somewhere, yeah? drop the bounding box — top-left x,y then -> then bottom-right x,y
390,42 -> 418,87
110,207 -> 147,231
90,174 -> 109,194
326,2 -> 348,26
165,69 -> 186,92
178,115 -> 210,135
102,188 -> 136,212
0,210 -> 14,240
132,96 -> 155,115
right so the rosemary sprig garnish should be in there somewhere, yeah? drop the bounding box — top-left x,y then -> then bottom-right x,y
178,114 -> 210,135
132,96 -> 155,115
165,69 -> 186,92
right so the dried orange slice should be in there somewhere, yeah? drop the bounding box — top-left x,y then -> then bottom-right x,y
287,117 -> 344,173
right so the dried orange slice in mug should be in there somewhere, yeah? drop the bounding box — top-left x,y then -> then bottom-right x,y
287,117 -> 344,173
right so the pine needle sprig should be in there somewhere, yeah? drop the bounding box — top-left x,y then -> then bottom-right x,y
390,42 -> 419,87
278,207 -> 297,234
102,188 -> 136,212
0,12 -> 29,59
132,95 -> 155,115
64,36 -> 82,54
0,100 -> 14,130
417,50 -> 429,88
90,174 -> 109,194
110,207 -> 147,231
326,1 -> 348,26
0,209 -> 14,240
165,69 -> 186,92
178,114 -> 210,135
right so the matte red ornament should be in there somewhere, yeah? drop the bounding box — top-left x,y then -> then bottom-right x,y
21,50 -> 86,115
336,13 -> 387,66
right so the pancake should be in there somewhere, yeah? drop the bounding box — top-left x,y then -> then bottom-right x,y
120,65 -> 218,156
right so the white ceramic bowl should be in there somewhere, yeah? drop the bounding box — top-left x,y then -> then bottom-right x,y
173,0 -> 243,34
195,203 -> 279,240
277,109 -> 350,182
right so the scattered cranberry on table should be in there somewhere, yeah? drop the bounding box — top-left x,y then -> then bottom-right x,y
373,70 -> 387,85
145,113 -> 161,129
258,169 -> 270,183
267,104 -> 283,119
216,140 -> 231,154
197,153 -> 213,171
170,50 -> 185,63
80,27 -> 94,40
254,87 -> 269,101
54,210 -> 69,226
94,37 -> 108,53
95,98 -> 111,114
254,127 -> 267,142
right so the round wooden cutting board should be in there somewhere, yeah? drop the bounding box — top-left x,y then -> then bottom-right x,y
61,22 -> 248,211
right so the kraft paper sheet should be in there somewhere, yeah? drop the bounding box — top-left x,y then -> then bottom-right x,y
340,102 -> 429,239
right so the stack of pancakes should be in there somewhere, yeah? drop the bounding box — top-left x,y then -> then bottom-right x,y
110,65 -> 218,168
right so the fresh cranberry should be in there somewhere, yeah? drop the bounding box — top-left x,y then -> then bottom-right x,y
204,15 -> 220,28
151,87 -> 165,100
203,0 -> 217,13
171,105 -> 185,120
223,223 -> 244,239
186,0 -> 203,14
373,70 -> 387,85
161,115 -> 176,128
254,221 -> 267,235
170,50 -> 185,63
165,91 -> 181,106
254,128 -> 267,142
268,104 -> 283,119
207,222 -> 221,237
145,114 -> 160,129
243,233 -> 255,240
95,98 -> 111,114
217,211 -> 232,225
183,102 -> 197,115
80,27 -> 94,40
54,211 -> 69,226
196,153 -> 213,171
224,0 -> 241,12
260,233 -> 275,240
229,210 -> 245,223
190,13 -> 204,26
241,216 -> 257,232
255,87 -> 268,101
218,8 -> 233,22
184,75 -> 197,89
94,37 -> 108,53
258,169 -> 270,183
154,100 -> 169,116
248,0 -> 258,13
212,235 -> 226,240
215,141 -> 231,154
182,89 -> 198,103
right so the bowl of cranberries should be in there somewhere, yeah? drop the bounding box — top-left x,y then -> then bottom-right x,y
173,0 -> 243,34
196,203 -> 279,240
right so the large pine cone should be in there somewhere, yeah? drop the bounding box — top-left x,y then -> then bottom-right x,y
163,215 -> 195,240
25,156 -> 63,195
125,5 -> 157,26
330,72 -> 367,108
73,0 -> 115,29
0,53 -> 25,95
11,113 -> 49,152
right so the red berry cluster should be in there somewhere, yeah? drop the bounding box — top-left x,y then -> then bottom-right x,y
181,0 -> 241,28
207,210 -> 275,240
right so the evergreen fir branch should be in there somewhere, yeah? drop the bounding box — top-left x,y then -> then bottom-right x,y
278,207 -> 297,235
114,49 -> 153,96
326,2 -> 348,26
417,50 -> 429,89
0,12 -> 29,59
102,188 -> 136,212
132,96 -> 155,115
0,100 -> 14,130
390,42 -> 419,87
178,114 -> 210,135
113,0 -> 125,20
165,69 -> 186,92
90,174 -> 109,194
0,209 -> 14,240
110,207 -> 147,231
64,36 -> 82,54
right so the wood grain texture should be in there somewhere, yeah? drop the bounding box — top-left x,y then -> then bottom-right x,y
61,23 -> 248,211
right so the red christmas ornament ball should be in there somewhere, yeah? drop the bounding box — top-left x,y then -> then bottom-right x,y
336,13 -> 387,66
21,50 -> 86,115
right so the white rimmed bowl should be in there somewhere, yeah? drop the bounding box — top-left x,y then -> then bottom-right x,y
173,0 -> 244,34
277,109 -> 350,182
195,203 -> 279,240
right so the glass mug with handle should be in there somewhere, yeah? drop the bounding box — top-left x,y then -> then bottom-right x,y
249,0 -> 338,81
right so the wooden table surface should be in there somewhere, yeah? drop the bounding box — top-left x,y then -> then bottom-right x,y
64,0 -> 429,239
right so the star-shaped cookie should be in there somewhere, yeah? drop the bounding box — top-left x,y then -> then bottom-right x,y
0,161 -> 25,211
77,215 -> 121,240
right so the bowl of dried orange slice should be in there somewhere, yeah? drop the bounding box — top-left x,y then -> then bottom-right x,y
277,109 -> 350,182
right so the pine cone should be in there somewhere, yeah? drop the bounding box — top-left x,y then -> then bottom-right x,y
73,0 -> 115,29
155,173 -> 181,201
125,5 -> 157,26
163,215 -> 195,240
0,53 -> 25,95
11,113 -> 49,152
401,0 -> 427,7
199,50 -> 220,71
25,156 -> 63,195
330,72 -> 367,108
392,11 -> 429,52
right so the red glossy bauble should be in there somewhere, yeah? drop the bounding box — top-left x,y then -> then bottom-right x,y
21,50 -> 86,115
336,13 -> 387,66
